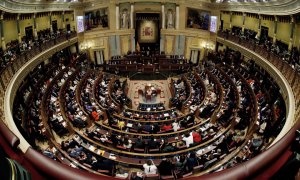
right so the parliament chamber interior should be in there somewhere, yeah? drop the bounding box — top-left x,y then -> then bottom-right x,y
1,0 -> 300,179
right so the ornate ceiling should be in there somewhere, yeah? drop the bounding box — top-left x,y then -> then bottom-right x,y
215,0 -> 276,2
9,0 -> 80,3
1,0 -> 298,15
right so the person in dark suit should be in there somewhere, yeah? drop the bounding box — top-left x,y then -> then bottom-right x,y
162,142 -> 177,153
151,123 -> 160,134
98,157 -> 115,175
185,152 -> 198,172
158,158 -> 174,175
180,119 -> 188,129
110,133 -> 120,146
144,124 -> 152,132
74,116 -> 86,128
147,136 -> 159,149
85,129 -> 96,139
135,136 -> 145,149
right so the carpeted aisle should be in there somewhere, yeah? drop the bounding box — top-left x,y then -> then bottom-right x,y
127,80 -> 171,110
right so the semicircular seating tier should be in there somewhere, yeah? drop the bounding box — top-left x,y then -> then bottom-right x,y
11,50 -> 287,179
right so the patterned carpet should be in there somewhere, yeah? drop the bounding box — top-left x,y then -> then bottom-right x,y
127,79 -> 171,110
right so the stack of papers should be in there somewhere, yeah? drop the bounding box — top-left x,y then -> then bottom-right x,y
88,145 -> 96,151
109,153 -> 116,160
97,150 -> 105,156
127,123 -> 133,128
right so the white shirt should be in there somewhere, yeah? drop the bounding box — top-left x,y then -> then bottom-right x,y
259,122 -> 267,133
123,139 -> 132,149
100,136 -> 108,143
175,81 -> 184,89
172,122 -> 180,131
143,164 -> 157,175
182,133 -> 194,147
204,79 -> 209,86
210,92 -> 217,102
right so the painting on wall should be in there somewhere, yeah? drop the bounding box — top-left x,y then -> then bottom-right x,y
186,8 -> 210,30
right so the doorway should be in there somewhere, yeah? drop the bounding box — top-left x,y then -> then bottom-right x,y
52,20 -> 58,32
25,26 -> 33,41
260,26 -> 269,43
190,49 -> 200,65
66,24 -> 71,31
94,50 -> 105,66
220,20 -> 224,31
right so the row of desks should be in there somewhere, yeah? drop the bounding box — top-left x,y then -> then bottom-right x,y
105,63 -> 192,73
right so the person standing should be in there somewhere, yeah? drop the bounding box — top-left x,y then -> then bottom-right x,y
157,158 -> 174,175
192,129 -> 202,144
182,132 -> 194,147
143,160 -> 157,175
172,120 -> 180,131
91,107 -> 99,121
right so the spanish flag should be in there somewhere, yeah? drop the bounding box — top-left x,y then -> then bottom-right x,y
136,41 -> 140,52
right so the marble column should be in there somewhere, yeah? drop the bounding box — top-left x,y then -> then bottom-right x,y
175,5 -> 179,30
161,4 -> 165,29
17,14 -> 21,43
288,15 -> 295,51
131,34 -> 135,52
49,12 -> 53,33
273,16 -> 277,44
242,12 -> 246,32
62,11 -> 66,30
33,13 -> 38,40
130,3 -> 134,29
229,12 -> 232,30
256,14 -> 262,39
1,13 -> 6,51
219,12 -> 222,31
160,35 -> 165,53
116,5 -> 120,30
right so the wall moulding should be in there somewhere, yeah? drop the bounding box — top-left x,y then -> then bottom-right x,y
84,29 -> 134,38
213,0 -> 300,16
0,0 -> 79,13
161,29 -> 210,38
2,0 -> 299,16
